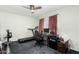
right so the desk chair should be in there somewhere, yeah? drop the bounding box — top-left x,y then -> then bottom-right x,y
34,30 -> 44,47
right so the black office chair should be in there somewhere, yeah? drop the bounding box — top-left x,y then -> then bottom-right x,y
34,30 -> 44,47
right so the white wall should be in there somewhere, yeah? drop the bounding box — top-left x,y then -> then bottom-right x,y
39,6 -> 79,51
0,11 -> 39,41
57,6 -> 79,51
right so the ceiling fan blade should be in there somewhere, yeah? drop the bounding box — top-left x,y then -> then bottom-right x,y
35,6 -> 42,10
22,6 -> 30,9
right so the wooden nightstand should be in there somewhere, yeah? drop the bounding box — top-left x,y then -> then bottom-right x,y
57,41 -> 66,53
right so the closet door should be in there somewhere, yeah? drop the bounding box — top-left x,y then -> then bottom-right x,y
39,18 -> 44,33
49,15 -> 57,34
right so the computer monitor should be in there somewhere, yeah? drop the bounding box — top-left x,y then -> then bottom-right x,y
44,28 -> 49,33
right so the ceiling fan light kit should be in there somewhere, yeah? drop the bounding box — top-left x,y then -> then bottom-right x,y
31,10 -> 34,13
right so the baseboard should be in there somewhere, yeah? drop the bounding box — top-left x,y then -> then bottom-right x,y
67,49 -> 79,54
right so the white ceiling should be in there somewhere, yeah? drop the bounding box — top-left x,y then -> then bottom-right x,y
0,5 -> 66,18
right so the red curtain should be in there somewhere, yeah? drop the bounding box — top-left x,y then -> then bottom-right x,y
49,15 -> 57,34
39,18 -> 44,33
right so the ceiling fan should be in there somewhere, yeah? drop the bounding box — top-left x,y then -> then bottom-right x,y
22,5 -> 42,14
